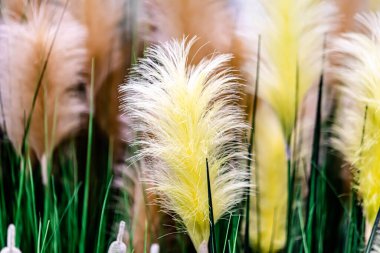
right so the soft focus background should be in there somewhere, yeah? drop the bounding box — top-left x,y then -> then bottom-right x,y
0,0 -> 379,252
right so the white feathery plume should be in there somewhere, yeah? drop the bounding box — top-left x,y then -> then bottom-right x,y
120,38 -> 249,251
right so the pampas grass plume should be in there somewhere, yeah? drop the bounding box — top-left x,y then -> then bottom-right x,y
120,38 -> 249,251
0,2 -> 88,165
332,12 -> 380,226
250,101 -> 288,251
141,0 -> 235,64
238,0 -> 336,138
66,0 -> 130,150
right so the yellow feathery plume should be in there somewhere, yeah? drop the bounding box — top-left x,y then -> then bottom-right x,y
237,1 -> 336,251
332,12 -> 380,226
0,1 -> 88,170
238,0 -> 336,138
250,100 -> 288,251
120,38 -> 249,251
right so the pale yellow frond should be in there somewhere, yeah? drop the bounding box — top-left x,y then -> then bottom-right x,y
238,0 -> 336,138
332,12 -> 380,225
251,100 -> 288,252
120,38 -> 249,251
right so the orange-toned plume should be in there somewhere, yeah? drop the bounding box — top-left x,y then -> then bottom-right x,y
141,0 -> 238,64
0,1 -> 88,180
66,0 -> 131,153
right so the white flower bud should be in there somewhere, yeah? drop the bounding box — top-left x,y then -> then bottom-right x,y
0,224 -> 21,253
107,221 -> 127,253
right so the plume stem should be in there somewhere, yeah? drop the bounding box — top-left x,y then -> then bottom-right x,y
79,58 -> 95,253
305,37 -> 326,251
245,35 -> 261,253
365,207 -> 380,253
206,158 -> 216,253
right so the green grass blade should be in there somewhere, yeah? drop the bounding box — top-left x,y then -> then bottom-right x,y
79,58 -> 95,253
245,34 -> 261,253
232,215 -> 241,253
42,184 -> 82,252
305,50 -> 325,251
206,158 -> 216,253
365,208 -> 380,253
95,177 -> 113,253
222,213 -> 232,253
20,0 -> 70,155
40,220 -> 51,253
297,202 -> 309,253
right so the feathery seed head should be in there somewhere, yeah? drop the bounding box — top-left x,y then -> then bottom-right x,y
250,100 -> 288,251
120,38 -> 250,250
141,0 -> 235,64
66,0 -> 125,93
66,0 -> 129,145
332,12 -> 380,225
238,0 -> 337,138
0,2 -> 89,160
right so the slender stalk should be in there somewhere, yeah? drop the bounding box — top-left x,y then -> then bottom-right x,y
20,0 -> 70,155
286,63 -> 300,251
206,158 -> 216,253
222,213 -> 232,253
245,35 -> 261,253
305,47 -> 325,251
95,177 -> 113,253
79,58 -> 95,253
365,208 -> 380,253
